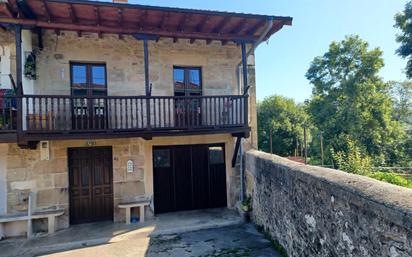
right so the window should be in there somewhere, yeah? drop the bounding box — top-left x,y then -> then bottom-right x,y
173,67 -> 202,96
71,63 -> 107,96
154,149 -> 171,168
209,146 -> 224,165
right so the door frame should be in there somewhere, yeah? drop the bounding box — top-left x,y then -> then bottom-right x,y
173,66 -> 203,127
68,146 -> 114,225
69,62 -> 108,130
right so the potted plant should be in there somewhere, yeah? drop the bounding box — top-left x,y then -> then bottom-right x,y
24,53 -> 37,80
240,196 -> 252,222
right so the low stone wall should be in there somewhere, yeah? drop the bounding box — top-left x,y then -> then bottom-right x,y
245,150 -> 412,257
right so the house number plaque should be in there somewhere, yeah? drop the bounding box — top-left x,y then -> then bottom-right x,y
127,160 -> 134,173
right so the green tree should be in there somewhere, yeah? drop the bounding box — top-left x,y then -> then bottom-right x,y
257,95 -> 310,156
395,1 -> 412,78
389,80 -> 412,126
331,136 -> 372,175
306,35 -> 405,165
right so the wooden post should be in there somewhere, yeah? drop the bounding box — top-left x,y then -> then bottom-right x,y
143,39 -> 151,129
269,128 -> 273,154
15,25 -> 24,144
241,42 -> 248,127
144,39 -> 149,96
304,126 -> 307,164
320,131 -> 324,166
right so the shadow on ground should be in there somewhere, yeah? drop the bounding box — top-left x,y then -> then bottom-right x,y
0,209 -> 282,257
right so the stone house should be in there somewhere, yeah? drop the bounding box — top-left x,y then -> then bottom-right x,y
0,0 -> 291,237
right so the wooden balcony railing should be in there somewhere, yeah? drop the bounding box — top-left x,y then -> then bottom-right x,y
0,95 -> 17,132
0,94 -> 247,138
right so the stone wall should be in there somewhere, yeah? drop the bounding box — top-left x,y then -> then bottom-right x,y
245,150 -> 412,257
0,133 -> 238,237
32,30 -> 243,96
2,138 -> 147,237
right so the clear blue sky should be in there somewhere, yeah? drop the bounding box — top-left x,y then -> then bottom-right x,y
126,0 -> 408,102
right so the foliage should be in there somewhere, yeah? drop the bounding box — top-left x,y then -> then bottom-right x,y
24,53 -> 36,80
257,95 -> 310,156
240,196 -> 252,212
389,80 -> 412,126
367,172 -> 412,189
331,136 -> 372,175
306,35 -> 406,165
395,1 -> 412,79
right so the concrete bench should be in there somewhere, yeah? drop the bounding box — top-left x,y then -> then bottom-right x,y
0,209 -> 64,238
0,193 -> 64,238
118,200 -> 150,224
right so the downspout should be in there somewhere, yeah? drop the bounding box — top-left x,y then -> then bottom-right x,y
237,18 -> 274,203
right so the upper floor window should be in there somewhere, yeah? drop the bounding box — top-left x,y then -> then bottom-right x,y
173,67 -> 202,96
71,63 -> 107,96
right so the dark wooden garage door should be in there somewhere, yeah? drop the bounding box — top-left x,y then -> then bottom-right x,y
153,144 -> 227,214
68,147 -> 113,224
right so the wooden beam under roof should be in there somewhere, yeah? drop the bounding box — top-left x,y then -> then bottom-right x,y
94,6 -> 100,26
16,0 -> 36,19
229,18 -> 246,34
41,0 -> 51,23
212,16 -> 230,33
158,12 -> 169,30
245,19 -> 265,36
196,15 -> 209,32
0,17 -> 258,42
117,8 -> 123,26
68,4 -> 78,23
138,10 -> 147,30
177,13 -> 190,32
2,2 -> 16,18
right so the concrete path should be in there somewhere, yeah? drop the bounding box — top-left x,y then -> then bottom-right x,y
38,224 -> 282,257
0,208 -> 282,257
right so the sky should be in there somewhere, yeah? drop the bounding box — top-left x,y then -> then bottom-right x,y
125,0 -> 408,102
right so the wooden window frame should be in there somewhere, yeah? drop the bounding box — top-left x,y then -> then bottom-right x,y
173,66 -> 203,96
70,62 -> 108,97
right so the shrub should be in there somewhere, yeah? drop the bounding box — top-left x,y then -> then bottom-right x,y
367,172 -> 412,189
331,137 -> 372,175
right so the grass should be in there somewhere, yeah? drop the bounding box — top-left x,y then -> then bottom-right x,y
367,172 -> 412,189
256,225 -> 288,257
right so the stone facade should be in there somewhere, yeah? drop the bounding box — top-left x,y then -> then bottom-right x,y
0,134 -> 238,237
0,28 -> 256,237
245,150 -> 412,257
32,30 -> 245,97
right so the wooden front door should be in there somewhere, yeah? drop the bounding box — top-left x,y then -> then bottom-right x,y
70,63 -> 108,130
153,144 -> 227,214
173,67 -> 202,127
68,147 -> 113,224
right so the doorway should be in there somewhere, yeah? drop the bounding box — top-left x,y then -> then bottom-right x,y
68,147 -> 113,224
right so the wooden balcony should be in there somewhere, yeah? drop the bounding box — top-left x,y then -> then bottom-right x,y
0,94 -> 249,143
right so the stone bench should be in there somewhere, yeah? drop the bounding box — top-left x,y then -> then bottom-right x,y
0,192 -> 64,239
0,209 -> 64,238
118,200 -> 150,224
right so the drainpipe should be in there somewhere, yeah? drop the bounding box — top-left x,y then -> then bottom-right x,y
237,18 -> 274,203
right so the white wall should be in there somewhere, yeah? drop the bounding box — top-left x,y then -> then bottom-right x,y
22,29 -> 34,94
0,144 -> 7,214
0,45 -> 12,89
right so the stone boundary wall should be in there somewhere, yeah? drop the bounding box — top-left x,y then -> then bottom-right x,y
245,150 -> 412,257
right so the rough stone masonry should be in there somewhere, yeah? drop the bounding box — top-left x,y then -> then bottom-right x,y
245,150 -> 412,257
